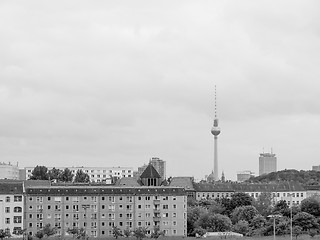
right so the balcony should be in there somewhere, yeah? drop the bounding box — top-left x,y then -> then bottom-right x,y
153,199 -> 160,204
153,209 -> 160,214
153,216 -> 161,222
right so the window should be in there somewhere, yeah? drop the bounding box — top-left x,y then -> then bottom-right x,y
101,197 -> 105,201
163,205 -> 168,209
172,196 -> 176,200
127,196 -> 133,202
29,223 -> 32,228
162,213 -> 169,218
5,207 -> 10,213
29,214 -> 33,219
173,213 -> 177,218
5,196 -> 10,202
37,197 -> 43,203
173,205 -> 177,209
14,196 -> 22,202
54,197 -> 61,202
5,218 -> 10,224
145,196 -> 150,201
138,205 -> 142,209
138,196 -> 142,200
14,207 -> 22,213
173,221 -> 177,226
162,196 -> 168,201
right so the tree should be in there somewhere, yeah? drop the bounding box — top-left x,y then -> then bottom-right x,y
123,228 -> 131,238
196,213 -> 232,232
292,226 -> 303,239
133,227 -> 147,240
233,220 -> 249,236
0,229 -> 10,240
42,224 -> 57,237
112,226 -> 123,239
253,192 -> 274,216
67,228 -> 79,238
58,168 -> 74,182
208,201 -> 225,215
187,206 -> 208,235
74,170 -> 90,183
193,227 -> 206,238
150,226 -> 164,240
29,166 -> 49,180
273,200 -> 290,216
35,231 -> 44,240
230,193 -> 253,210
48,168 -> 62,181
301,197 -> 320,217
293,212 -> 319,232
249,214 -> 267,236
231,205 -> 259,224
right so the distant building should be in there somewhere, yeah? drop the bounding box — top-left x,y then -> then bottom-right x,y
237,170 -> 255,182
138,157 -> 166,181
0,162 -> 19,180
312,165 -> 320,171
259,152 -> 277,176
22,166 -> 133,183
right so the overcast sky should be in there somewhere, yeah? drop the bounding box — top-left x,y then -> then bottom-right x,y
1,1 -> 320,181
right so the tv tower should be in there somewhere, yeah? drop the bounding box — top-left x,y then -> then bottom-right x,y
210,86 -> 221,181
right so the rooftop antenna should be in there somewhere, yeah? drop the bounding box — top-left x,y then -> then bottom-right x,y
214,85 -> 217,118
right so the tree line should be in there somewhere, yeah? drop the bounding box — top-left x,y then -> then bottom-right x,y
29,165 -> 90,183
187,192 -> 320,238
247,169 -> 320,185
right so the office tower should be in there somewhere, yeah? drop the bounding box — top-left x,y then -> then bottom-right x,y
259,151 -> 277,175
210,86 -> 221,181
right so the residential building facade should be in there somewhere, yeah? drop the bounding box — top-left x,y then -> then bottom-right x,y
0,162 -> 19,180
22,166 -> 134,183
25,186 -> 187,237
237,170 -> 255,182
0,182 -> 24,236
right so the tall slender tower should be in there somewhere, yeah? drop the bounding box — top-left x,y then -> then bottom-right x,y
210,86 -> 221,181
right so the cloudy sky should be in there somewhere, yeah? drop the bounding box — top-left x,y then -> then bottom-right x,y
1,1 -> 320,180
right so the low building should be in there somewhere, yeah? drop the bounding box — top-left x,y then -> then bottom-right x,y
0,181 -> 24,237
25,186 -> 187,237
22,166 -> 133,183
169,177 -> 196,200
237,171 -> 255,182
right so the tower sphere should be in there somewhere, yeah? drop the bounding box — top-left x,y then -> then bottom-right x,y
211,126 -> 221,136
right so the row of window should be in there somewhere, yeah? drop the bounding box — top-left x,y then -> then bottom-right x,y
2,196 -> 23,202
28,211 -> 181,220
29,195 -> 179,202
4,216 -> 22,224
4,207 -> 22,213
198,192 -> 305,198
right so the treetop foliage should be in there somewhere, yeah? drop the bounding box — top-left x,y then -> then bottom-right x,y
247,169 -> 320,185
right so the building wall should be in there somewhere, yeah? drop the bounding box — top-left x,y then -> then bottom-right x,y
196,191 -> 234,200
0,194 -> 24,236
237,171 -> 255,182
0,163 -> 19,180
259,153 -> 277,175
25,187 -> 187,237
23,167 -> 133,182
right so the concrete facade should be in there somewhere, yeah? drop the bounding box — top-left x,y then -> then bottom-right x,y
0,162 -> 19,180
259,152 -> 277,176
22,166 -> 134,183
25,186 -> 187,237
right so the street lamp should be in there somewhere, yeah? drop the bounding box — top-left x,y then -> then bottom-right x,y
267,214 -> 282,240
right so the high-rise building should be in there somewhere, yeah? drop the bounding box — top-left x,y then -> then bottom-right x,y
0,162 -> 19,180
259,152 -> 277,175
138,157 -> 166,181
210,86 -> 221,181
237,170 -> 255,182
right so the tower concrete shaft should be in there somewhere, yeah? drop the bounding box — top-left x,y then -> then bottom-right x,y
214,135 -> 218,181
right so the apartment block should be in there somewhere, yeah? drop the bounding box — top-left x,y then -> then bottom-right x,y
0,182 -> 24,236
25,186 -> 187,237
23,166 -> 134,183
